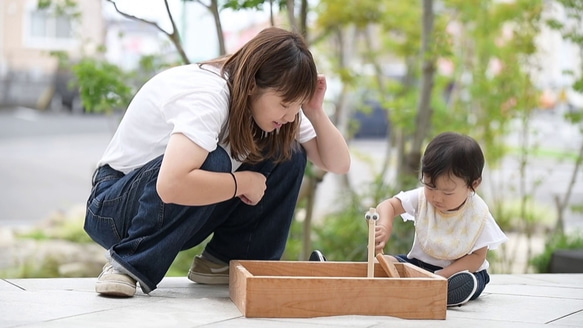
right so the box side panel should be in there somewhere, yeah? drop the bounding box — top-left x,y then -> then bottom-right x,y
237,261 -> 393,278
229,260 -> 250,315
243,276 -> 447,319
238,261 -> 367,277
399,263 -> 446,280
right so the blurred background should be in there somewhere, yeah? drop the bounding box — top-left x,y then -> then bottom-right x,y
0,0 -> 582,279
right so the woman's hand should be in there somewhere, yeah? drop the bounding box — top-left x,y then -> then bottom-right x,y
235,171 -> 267,206
301,74 -> 327,119
300,74 -> 351,174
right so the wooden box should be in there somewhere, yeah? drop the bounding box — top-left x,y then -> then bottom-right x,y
229,260 -> 447,319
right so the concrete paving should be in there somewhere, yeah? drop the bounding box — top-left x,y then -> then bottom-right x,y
1,274 -> 582,327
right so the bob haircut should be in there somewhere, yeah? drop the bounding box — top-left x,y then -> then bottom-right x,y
421,132 -> 485,192
201,27 -> 318,164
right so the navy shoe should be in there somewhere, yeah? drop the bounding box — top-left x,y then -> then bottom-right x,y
447,271 -> 477,306
309,250 -> 327,262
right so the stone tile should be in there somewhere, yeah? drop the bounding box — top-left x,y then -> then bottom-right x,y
9,296 -> 242,328
151,277 -> 231,299
447,292 -> 583,325
6,277 -> 95,292
1,275 -> 582,328
0,279 -> 23,291
0,289 -> 133,327
549,310 -> 583,327
524,274 -> 583,287
490,274 -> 583,288
486,283 -> 583,299
487,274 -> 583,301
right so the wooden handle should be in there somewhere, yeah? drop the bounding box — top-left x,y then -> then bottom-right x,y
367,219 -> 375,278
365,208 -> 379,278
376,253 -> 400,278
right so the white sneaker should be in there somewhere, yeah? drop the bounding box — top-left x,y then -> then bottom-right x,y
95,263 -> 137,297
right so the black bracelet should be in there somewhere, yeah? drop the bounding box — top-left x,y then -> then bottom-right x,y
229,172 -> 237,198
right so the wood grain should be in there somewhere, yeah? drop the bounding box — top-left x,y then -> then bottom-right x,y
376,253 -> 401,278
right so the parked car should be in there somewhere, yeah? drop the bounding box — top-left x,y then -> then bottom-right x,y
351,99 -> 390,139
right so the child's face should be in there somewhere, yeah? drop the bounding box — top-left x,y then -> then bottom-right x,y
421,174 -> 472,212
249,88 -> 302,133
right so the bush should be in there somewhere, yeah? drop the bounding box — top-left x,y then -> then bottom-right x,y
286,184 -> 415,262
529,232 -> 583,273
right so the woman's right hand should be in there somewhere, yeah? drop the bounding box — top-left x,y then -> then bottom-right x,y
235,171 -> 267,206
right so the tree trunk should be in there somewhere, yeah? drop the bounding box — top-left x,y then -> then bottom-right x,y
286,0 -> 298,33
209,0 -> 226,56
299,0 -> 308,39
106,0 -> 190,64
405,0 -> 435,177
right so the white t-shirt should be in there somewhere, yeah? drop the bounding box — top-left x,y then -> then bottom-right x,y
97,64 -> 317,174
395,187 -> 508,271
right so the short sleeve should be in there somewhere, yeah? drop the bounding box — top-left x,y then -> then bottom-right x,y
165,88 -> 229,152
297,111 -> 316,143
159,67 -> 230,153
394,188 -> 422,222
472,214 -> 509,252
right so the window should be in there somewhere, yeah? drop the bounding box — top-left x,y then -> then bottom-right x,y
24,4 -> 76,49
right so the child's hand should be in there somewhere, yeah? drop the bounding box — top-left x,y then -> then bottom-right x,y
374,223 -> 391,254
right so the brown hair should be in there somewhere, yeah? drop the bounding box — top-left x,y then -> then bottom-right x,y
201,27 -> 318,164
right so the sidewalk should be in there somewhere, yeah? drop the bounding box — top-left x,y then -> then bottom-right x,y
1,274 -> 582,327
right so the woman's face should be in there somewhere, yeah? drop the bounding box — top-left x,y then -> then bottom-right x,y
421,174 -> 472,212
249,88 -> 303,133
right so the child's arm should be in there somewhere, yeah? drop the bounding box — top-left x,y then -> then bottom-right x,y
434,246 -> 488,278
374,197 -> 406,253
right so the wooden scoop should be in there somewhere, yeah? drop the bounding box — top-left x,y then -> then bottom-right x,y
376,253 -> 400,278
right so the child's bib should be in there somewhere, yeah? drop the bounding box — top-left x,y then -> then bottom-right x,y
414,191 -> 486,260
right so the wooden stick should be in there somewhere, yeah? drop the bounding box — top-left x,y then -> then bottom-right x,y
365,208 -> 379,278
376,253 -> 400,278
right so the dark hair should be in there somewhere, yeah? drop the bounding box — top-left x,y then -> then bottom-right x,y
201,27 -> 318,163
421,132 -> 484,191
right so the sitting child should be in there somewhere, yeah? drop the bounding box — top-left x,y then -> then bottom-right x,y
374,132 -> 508,306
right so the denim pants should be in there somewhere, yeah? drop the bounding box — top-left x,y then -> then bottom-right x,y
395,255 -> 490,300
84,145 -> 307,293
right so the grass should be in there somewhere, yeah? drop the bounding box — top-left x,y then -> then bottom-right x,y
507,146 -> 580,161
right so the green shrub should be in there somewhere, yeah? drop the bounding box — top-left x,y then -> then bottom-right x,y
18,209 -> 93,244
298,185 -> 415,262
530,232 -> 583,273
167,243 -> 208,277
493,199 -> 555,234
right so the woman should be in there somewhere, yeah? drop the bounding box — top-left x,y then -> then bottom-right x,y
85,27 -> 351,297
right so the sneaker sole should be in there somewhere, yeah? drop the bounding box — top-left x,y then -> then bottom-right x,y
187,270 -> 229,285
447,272 -> 477,306
309,250 -> 327,262
95,281 -> 136,297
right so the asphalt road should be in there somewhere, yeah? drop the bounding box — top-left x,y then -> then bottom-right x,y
0,107 -> 117,227
1,106 -> 581,233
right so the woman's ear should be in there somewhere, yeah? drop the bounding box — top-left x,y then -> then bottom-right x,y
247,80 -> 257,96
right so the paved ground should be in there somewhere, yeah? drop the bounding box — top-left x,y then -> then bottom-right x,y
1,274 -> 582,327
